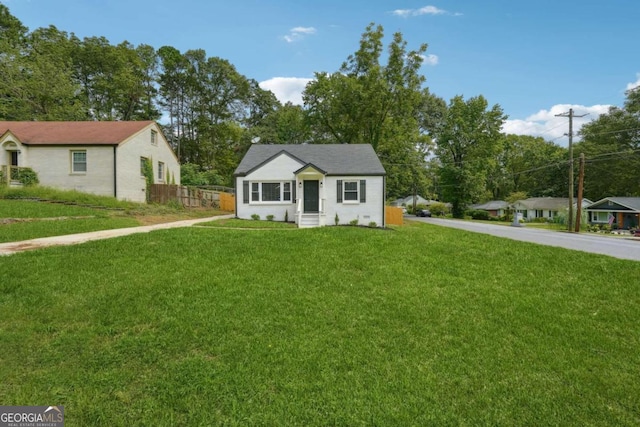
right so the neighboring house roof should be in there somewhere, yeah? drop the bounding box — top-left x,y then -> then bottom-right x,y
0,121 -> 155,145
515,197 -> 593,210
234,144 -> 386,176
402,195 -> 431,206
586,197 -> 640,212
471,200 -> 509,211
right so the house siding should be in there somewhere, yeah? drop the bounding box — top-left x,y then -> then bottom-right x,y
116,125 -> 180,202
235,154 -> 385,226
324,175 -> 384,226
27,145 -> 115,197
235,153 -> 303,222
1,123 -> 180,203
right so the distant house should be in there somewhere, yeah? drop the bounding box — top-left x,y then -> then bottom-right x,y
470,200 -> 509,217
391,195 -> 448,209
234,144 -> 386,228
513,197 -> 593,221
0,121 -> 180,203
586,197 -> 640,229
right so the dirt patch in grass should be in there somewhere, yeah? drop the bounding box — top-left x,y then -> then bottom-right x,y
130,209 -> 231,225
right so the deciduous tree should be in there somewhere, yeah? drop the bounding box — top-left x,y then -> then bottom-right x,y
434,95 -> 506,217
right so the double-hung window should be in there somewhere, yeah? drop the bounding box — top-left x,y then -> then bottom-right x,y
337,179 -> 366,203
71,150 -> 87,173
151,130 -> 158,145
344,181 -> 359,201
244,181 -> 293,203
157,161 -> 165,181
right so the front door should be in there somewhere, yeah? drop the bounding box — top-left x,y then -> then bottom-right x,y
303,180 -> 319,213
10,151 -> 18,166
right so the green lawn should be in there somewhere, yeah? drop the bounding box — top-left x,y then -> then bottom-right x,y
0,193 -> 225,243
197,217 -> 297,229
1,223 -> 639,426
0,199 -> 140,242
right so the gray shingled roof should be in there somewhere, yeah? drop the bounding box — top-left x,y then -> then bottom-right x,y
472,200 -> 509,210
516,197 -> 593,210
587,197 -> 640,211
234,144 -> 386,176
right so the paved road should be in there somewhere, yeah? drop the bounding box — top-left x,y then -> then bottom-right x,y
0,214 -> 234,256
411,216 -> 640,262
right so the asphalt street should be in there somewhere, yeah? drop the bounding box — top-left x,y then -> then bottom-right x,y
411,216 -> 640,262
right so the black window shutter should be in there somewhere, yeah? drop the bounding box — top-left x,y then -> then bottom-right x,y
292,180 -> 296,203
337,180 -> 343,203
243,181 -> 249,204
360,180 -> 366,203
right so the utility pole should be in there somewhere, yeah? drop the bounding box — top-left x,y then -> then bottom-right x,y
555,108 -> 587,232
574,153 -> 585,232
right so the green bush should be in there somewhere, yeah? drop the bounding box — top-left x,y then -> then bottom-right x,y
349,219 -> 359,226
142,158 -> 154,202
13,167 -> 40,186
334,213 -> 339,225
467,209 -> 490,220
368,221 -> 377,228
266,215 -> 274,221
251,214 -> 260,221
429,202 -> 448,216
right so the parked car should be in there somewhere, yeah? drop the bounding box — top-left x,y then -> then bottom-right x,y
416,208 -> 431,217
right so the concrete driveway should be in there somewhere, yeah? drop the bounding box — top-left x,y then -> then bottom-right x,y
410,216 -> 640,262
0,214 -> 234,256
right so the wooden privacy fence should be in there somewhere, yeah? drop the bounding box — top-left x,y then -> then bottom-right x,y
386,206 -> 403,226
150,184 -> 235,212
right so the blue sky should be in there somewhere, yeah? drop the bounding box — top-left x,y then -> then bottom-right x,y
3,0 -> 640,145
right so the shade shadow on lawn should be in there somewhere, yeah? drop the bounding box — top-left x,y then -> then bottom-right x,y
1,223 -> 639,426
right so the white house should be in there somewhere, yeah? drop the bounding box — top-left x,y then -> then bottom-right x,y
234,144 -> 386,228
0,121 -> 180,203
513,197 -> 593,222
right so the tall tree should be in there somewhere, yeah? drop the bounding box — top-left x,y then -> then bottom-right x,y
487,134 -> 567,200
434,95 -> 506,217
25,26 -> 86,120
303,23 -> 443,197
0,5 -> 29,120
576,87 -> 640,199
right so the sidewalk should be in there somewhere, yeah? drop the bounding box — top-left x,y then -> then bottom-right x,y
0,214 -> 234,256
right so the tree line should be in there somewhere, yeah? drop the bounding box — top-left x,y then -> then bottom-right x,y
2,6 -> 638,215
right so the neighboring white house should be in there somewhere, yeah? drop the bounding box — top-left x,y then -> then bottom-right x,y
234,144 -> 386,228
0,121 -> 180,203
513,197 -> 593,221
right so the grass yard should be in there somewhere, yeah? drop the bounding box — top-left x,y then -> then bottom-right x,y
0,189 -> 227,242
1,222 -> 639,425
197,217 -> 297,229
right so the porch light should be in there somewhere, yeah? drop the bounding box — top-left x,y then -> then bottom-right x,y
299,181 -> 302,187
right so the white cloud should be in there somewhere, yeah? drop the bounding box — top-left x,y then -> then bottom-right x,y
392,5 -> 459,17
626,73 -> 640,91
420,54 -> 439,66
259,77 -> 313,105
282,26 -> 317,43
502,104 -> 611,145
